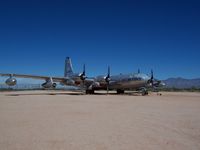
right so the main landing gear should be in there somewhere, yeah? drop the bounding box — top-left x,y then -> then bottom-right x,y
116,89 -> 125,94
140,88 -> 148,96
86,90 -> 95,94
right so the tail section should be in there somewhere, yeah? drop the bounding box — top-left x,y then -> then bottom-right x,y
64,57 -> 74,77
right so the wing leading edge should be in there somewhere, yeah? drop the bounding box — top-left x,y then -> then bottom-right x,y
0,73 -> 67,82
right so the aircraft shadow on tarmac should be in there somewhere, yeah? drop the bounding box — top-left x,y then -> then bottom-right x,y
5,92 -> 83,96
5,91 -> 144,96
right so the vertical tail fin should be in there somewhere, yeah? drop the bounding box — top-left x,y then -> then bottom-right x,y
64,57 -> 74,77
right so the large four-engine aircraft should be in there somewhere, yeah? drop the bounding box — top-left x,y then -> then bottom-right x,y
0,57 -> 165,95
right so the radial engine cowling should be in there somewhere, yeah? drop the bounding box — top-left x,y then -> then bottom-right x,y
42,79 -> 56,89
63,79 -> 75,86
5,77 -> 17,86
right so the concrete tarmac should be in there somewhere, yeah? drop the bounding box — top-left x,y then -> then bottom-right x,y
0,91 -> 200,150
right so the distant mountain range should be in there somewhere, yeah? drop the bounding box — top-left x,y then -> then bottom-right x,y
163,77 -> 200,89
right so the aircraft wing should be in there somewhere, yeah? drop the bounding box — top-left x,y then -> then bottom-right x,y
0,73 -> 67,82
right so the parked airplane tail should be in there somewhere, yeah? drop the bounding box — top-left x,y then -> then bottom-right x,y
64,57 -> 74,77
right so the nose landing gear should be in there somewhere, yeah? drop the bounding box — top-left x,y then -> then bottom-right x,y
138,87 -> 148,96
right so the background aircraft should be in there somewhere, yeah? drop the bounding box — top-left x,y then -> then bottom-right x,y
0,57 -> 165,95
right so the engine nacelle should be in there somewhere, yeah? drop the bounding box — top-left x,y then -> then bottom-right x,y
52,83 -> 57,88
63,79 -> 75,86
5,77 -> 17,86
88,82 -> 100,90
42,78 -> 56,89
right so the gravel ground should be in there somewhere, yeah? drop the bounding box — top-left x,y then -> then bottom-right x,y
0,91 -> 200,150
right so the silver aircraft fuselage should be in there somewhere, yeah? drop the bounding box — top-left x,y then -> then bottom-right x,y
0,57 -> 164,94
93,73 -> 151,90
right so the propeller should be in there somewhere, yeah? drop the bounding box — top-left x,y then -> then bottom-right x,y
79,64 -> 87,91
149,69 -> 154,88
147,69 -> 154,87
149,69 -> 161,89
151,69 -> 154,81
104,66 -> 111,94
151,69 -> 155,91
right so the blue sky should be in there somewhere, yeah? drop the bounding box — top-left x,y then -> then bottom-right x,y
0,0 -> 200,82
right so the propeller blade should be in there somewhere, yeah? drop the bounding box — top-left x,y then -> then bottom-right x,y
138,69 -> 140,74
108,66 -> 110,78
79,64 -> 87,93
82,79 -> 85,88
107,82 -> 109,94
80,64 -> 86,80
106,66 -> 110,94
83,64 -> 85,75
151,69 -> 154,80
81,80 -> 86,94
150,69 -> 155,89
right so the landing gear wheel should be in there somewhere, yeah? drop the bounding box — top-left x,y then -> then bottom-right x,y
117,89 -> 125,94
86,90 -> 94,94
141,89 -> 148,96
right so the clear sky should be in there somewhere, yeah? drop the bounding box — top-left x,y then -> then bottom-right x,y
0,0 -> 200,81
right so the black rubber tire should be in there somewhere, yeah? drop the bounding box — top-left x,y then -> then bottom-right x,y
142,90 -> 148,96
86,90 -> 95,94
117,89 -> 125,94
